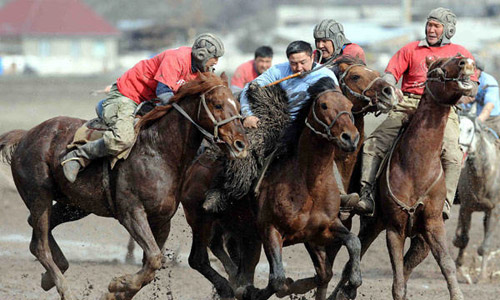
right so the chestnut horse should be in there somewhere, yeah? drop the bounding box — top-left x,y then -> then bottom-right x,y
181,78 -> 362,300
0,73 -> 249,300
333,55 -> 476,300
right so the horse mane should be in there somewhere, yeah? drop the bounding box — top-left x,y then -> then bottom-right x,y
135,72 -> 226,131
331,55 -> 366,78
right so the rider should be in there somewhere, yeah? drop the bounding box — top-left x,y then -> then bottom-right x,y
203,40 -> 339,213
313,19 -> 367,209
230,46 -> 274,93
61,33 -> 225,183
313,19 -> 366,65
356,7 -> 477,219
463,60 -> 500,135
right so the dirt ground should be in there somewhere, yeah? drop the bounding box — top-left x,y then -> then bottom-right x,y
0,76 -> 499,300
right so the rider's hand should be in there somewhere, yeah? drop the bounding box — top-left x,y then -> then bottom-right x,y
243,116 -> 260,128
459,96 -> 475,104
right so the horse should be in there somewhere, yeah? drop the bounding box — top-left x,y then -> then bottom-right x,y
333,55 -> 476,300
454,114 -> 500,283
0,72 -> 249,300
180,77 -> 362,300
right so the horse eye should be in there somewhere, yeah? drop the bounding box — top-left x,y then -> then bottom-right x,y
321,103 -> 328,110
350,75 -> 360,81
214,104 -> 223,109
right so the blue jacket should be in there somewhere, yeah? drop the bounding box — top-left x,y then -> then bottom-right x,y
240,62 -> 338,119
475,71 -> 500,117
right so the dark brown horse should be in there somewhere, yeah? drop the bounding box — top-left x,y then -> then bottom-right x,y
0,73 -> 249,300
181,78 -> 362,300
333,55 -> 476,300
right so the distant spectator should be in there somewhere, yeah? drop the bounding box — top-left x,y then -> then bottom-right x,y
230,46 -> 273,93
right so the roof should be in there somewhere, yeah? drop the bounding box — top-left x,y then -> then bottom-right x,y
0,0 -> 120,36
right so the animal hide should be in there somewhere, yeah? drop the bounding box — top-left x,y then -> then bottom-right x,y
206,82 -> 291,200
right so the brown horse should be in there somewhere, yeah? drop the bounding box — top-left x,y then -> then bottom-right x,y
333,55 -> 476,300
332,56 -> 400,194
181,77 -> 362,300
0,73 -> 249,300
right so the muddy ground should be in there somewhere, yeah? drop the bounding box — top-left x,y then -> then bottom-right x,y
0,76 -> 499,300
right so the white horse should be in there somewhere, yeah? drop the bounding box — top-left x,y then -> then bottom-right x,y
454,114 -> 500,283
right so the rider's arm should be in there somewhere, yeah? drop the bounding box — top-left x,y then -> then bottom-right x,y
384,45 -> 411,84
156,82 -> 174,105
478,103 -> 494,122
478,78 -> 500,122
240,66 -> 281,117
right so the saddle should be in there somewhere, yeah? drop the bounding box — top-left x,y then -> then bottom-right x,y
67,101 -> 156,168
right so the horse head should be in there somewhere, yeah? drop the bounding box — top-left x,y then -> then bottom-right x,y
425,54 -> 476,106
305,77 -> 359,152
334,56 -> 400,115
137,72 -> 248,159
195,73 -> 248,159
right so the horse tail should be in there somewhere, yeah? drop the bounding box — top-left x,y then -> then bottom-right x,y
0,129 -> 27,165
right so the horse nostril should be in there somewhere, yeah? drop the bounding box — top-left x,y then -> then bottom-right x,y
341,133 -> 352,143
234,140 -> 246,152
382,86 -> 393,98
459,60 -> 466,67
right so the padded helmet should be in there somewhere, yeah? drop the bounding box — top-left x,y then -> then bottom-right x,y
192,33 -> 225,72
426,7 -> 457,45
313,19 -> 350,58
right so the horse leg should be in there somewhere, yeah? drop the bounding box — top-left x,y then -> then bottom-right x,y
452,204 -> 472,284
386,228 -> 406,300
188,218 -> 234,299
234,236 -> 261,288
274,243 -> 332,300
423,218 -> 464,300
330,215 -> 384,300
477,208 -> 499,282
26,191 -> 76,300
403,234 -> 430,293
242,226 -> 284,300
103,208 -> 163,300
209,223 -> 238,282
38,202 -> 90,291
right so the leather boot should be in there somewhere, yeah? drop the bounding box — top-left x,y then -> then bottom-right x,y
334,161 -> 361,211
355,154 -> 382,216
61,139 -> 108,183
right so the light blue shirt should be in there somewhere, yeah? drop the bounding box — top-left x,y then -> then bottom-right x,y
463,71 -> 500,117
240,62 -> 339,119
476,72 -> 500,117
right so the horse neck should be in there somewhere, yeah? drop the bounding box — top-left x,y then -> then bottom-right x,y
333,114 -> 364,189
297,129 -> 336,190
397,94 -> 450,166
139,98 -> 203,174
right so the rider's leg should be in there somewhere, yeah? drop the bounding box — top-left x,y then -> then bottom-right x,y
356,96 -> 418,216
441,109 -> 462,220
62,86 -> 137,182
334,161 -> 360,209
61,139 -> 108,183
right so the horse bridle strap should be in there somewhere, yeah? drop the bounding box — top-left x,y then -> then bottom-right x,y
305,90 -> 354,141
339,64 -> 382,115
172,85 -> 243,144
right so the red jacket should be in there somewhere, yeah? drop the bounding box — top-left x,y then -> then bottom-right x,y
117,46 -> 198,104
231,59 -> 258,90
339,43 -> 366,63
385,41 -> 477,95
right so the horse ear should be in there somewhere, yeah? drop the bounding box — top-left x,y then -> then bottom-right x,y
338,62 -> 349,73
426,56 -> 437,68
220,72 -> 229,87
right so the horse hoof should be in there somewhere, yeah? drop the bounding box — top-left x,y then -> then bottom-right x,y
275,277 -> 294,298
334,289 -> 350,300
41,271 -> 55,291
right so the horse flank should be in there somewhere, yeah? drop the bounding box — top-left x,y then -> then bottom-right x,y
0,129 -> 27,164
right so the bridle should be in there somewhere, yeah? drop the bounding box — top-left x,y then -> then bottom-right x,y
338,64 -> 386,116
172,85 -> 243,144
305,89 -> 354,141
425,55 -> 468,106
